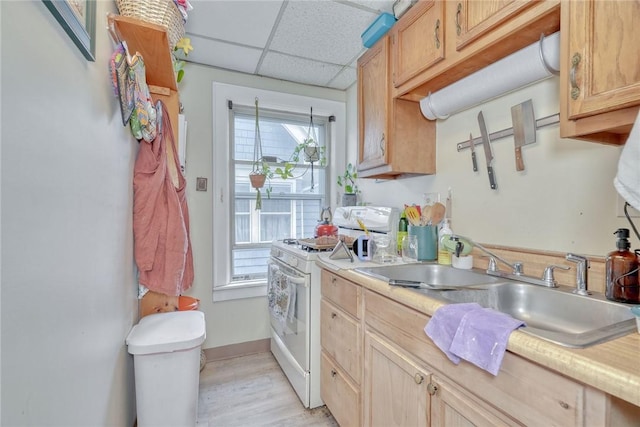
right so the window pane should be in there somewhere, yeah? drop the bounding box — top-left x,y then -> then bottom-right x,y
230,106 -> 328,281
232,247 -> 270,280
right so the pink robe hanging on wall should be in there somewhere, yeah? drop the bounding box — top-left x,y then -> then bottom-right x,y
133,101 -> 194,296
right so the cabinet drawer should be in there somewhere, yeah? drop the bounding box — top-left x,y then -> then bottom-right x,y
321,350 -> 360,427
365,289 -> 589,427
321,298 -> 362,384
321,271 -> 362,318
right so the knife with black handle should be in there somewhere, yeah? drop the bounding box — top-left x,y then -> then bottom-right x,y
478,111 -> 497,190
469,133 -> 478,172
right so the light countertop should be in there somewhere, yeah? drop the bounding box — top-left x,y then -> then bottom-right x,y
317,256 -> 640,408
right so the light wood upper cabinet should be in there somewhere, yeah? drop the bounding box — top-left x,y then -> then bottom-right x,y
391,0 -> 445,88
455,0 -> 538,50
559,0 -> 640,144
358,36 -> 436,179
358,36 -> 390,172
394,0 -> 560,101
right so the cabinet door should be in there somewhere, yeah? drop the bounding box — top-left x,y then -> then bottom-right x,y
392,0 -> 445,87
565,0 -> 640,120
455,0 -> 537,50
430,375 -> 521,427
358,36 -> 390,171
363,331 -> 429,427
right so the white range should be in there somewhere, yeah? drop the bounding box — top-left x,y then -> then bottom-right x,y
267,206 -> 398,409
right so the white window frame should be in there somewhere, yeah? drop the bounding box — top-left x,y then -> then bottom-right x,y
212,82 -> 346,301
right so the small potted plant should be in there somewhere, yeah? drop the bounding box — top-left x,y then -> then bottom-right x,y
337,163 -> 359,206
250,159 -> 273,210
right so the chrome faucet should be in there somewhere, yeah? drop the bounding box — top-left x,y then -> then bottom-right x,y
565,253 -> 590,295
449,234 -> 560,288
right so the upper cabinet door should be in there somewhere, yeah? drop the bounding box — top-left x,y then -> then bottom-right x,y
358,37 -> 390,172
565,0 -> 640,120
392,0 -> 445,88
455,0 -> 537,50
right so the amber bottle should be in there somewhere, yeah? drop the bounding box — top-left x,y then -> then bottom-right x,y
605,228 -> 639,303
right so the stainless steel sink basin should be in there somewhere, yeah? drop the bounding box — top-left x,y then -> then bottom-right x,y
427,283 -> 637,348
354,263 -> 637,348
355,263 -> 503,288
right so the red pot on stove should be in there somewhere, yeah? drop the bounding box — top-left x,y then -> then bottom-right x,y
315,207 -> 338,238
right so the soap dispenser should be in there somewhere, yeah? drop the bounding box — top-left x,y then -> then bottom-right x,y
437,218 -> 453,265
605,228 -> 639,303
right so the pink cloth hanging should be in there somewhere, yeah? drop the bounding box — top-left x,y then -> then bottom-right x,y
133,101 -> 193,296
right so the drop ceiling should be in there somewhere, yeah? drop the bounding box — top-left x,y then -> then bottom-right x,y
180,0 -> 396,90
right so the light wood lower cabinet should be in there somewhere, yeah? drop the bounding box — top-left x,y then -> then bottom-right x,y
430,375 -> 521,427
363,331 -> 429,427
321,271 -> 363,426
321,351 -> 360,427
319,267 -> 640,426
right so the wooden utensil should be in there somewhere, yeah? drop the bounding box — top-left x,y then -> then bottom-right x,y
420,205 -> 432,226
405,206 -> 421,226
430,202 -> 446,225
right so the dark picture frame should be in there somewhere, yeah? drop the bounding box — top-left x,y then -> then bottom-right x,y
43,0 -> 96,61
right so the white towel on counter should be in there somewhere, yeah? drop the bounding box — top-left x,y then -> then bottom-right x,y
614,109 -> 640,211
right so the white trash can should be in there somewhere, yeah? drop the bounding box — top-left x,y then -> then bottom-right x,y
126,311 -> 206,427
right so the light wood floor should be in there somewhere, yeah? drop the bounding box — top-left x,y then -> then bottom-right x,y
197,352 -> 338,426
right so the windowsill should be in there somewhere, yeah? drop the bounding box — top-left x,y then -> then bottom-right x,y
213,280 -> 267,302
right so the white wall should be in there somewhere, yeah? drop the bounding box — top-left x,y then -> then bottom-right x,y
178,63 -> 346,349
352,78 -> 635,256
1,2 -> 137,425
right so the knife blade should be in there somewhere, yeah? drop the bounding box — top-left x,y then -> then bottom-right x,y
511,99 -> 536,172
469,133 -> 478,172
477,111 -> 497,189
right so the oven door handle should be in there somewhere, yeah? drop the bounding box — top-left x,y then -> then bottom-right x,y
269,257 -> 308,286
286,275 -> 308,287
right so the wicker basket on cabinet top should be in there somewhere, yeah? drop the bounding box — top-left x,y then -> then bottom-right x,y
116,0 -> 185,49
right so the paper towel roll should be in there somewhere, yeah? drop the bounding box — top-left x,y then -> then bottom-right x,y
420,32 -> 560,120
614,109 -> 640,211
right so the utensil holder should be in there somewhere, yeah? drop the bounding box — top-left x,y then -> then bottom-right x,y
408,225 -> 437,261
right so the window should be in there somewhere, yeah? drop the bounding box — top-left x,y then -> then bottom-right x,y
230,105 -> 328,281
211,83 -> 346,301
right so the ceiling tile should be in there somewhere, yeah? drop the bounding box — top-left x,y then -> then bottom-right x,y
269,1 -> 376,65
345,0 -> 395,13
185,0 -> 283,48
259,52 -> 344,87
178,0 -> 398,89
183,35 -> 263,74
328,66 -> 358,90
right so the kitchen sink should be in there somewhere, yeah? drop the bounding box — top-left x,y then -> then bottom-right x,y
424,282 -> 637,348
355,263 -> 637,348
355,263 -> 504,288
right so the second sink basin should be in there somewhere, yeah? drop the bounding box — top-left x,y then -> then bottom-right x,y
429,283 -> 637,348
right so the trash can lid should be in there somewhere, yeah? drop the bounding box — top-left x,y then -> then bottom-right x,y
126,311 -> 206,355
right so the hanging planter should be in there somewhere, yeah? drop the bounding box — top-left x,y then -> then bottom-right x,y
250,97 -> 271,210
249,172 -> 266,189
303,143 -> 320,163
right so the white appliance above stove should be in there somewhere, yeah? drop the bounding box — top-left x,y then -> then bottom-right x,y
333,206 -> 399,234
